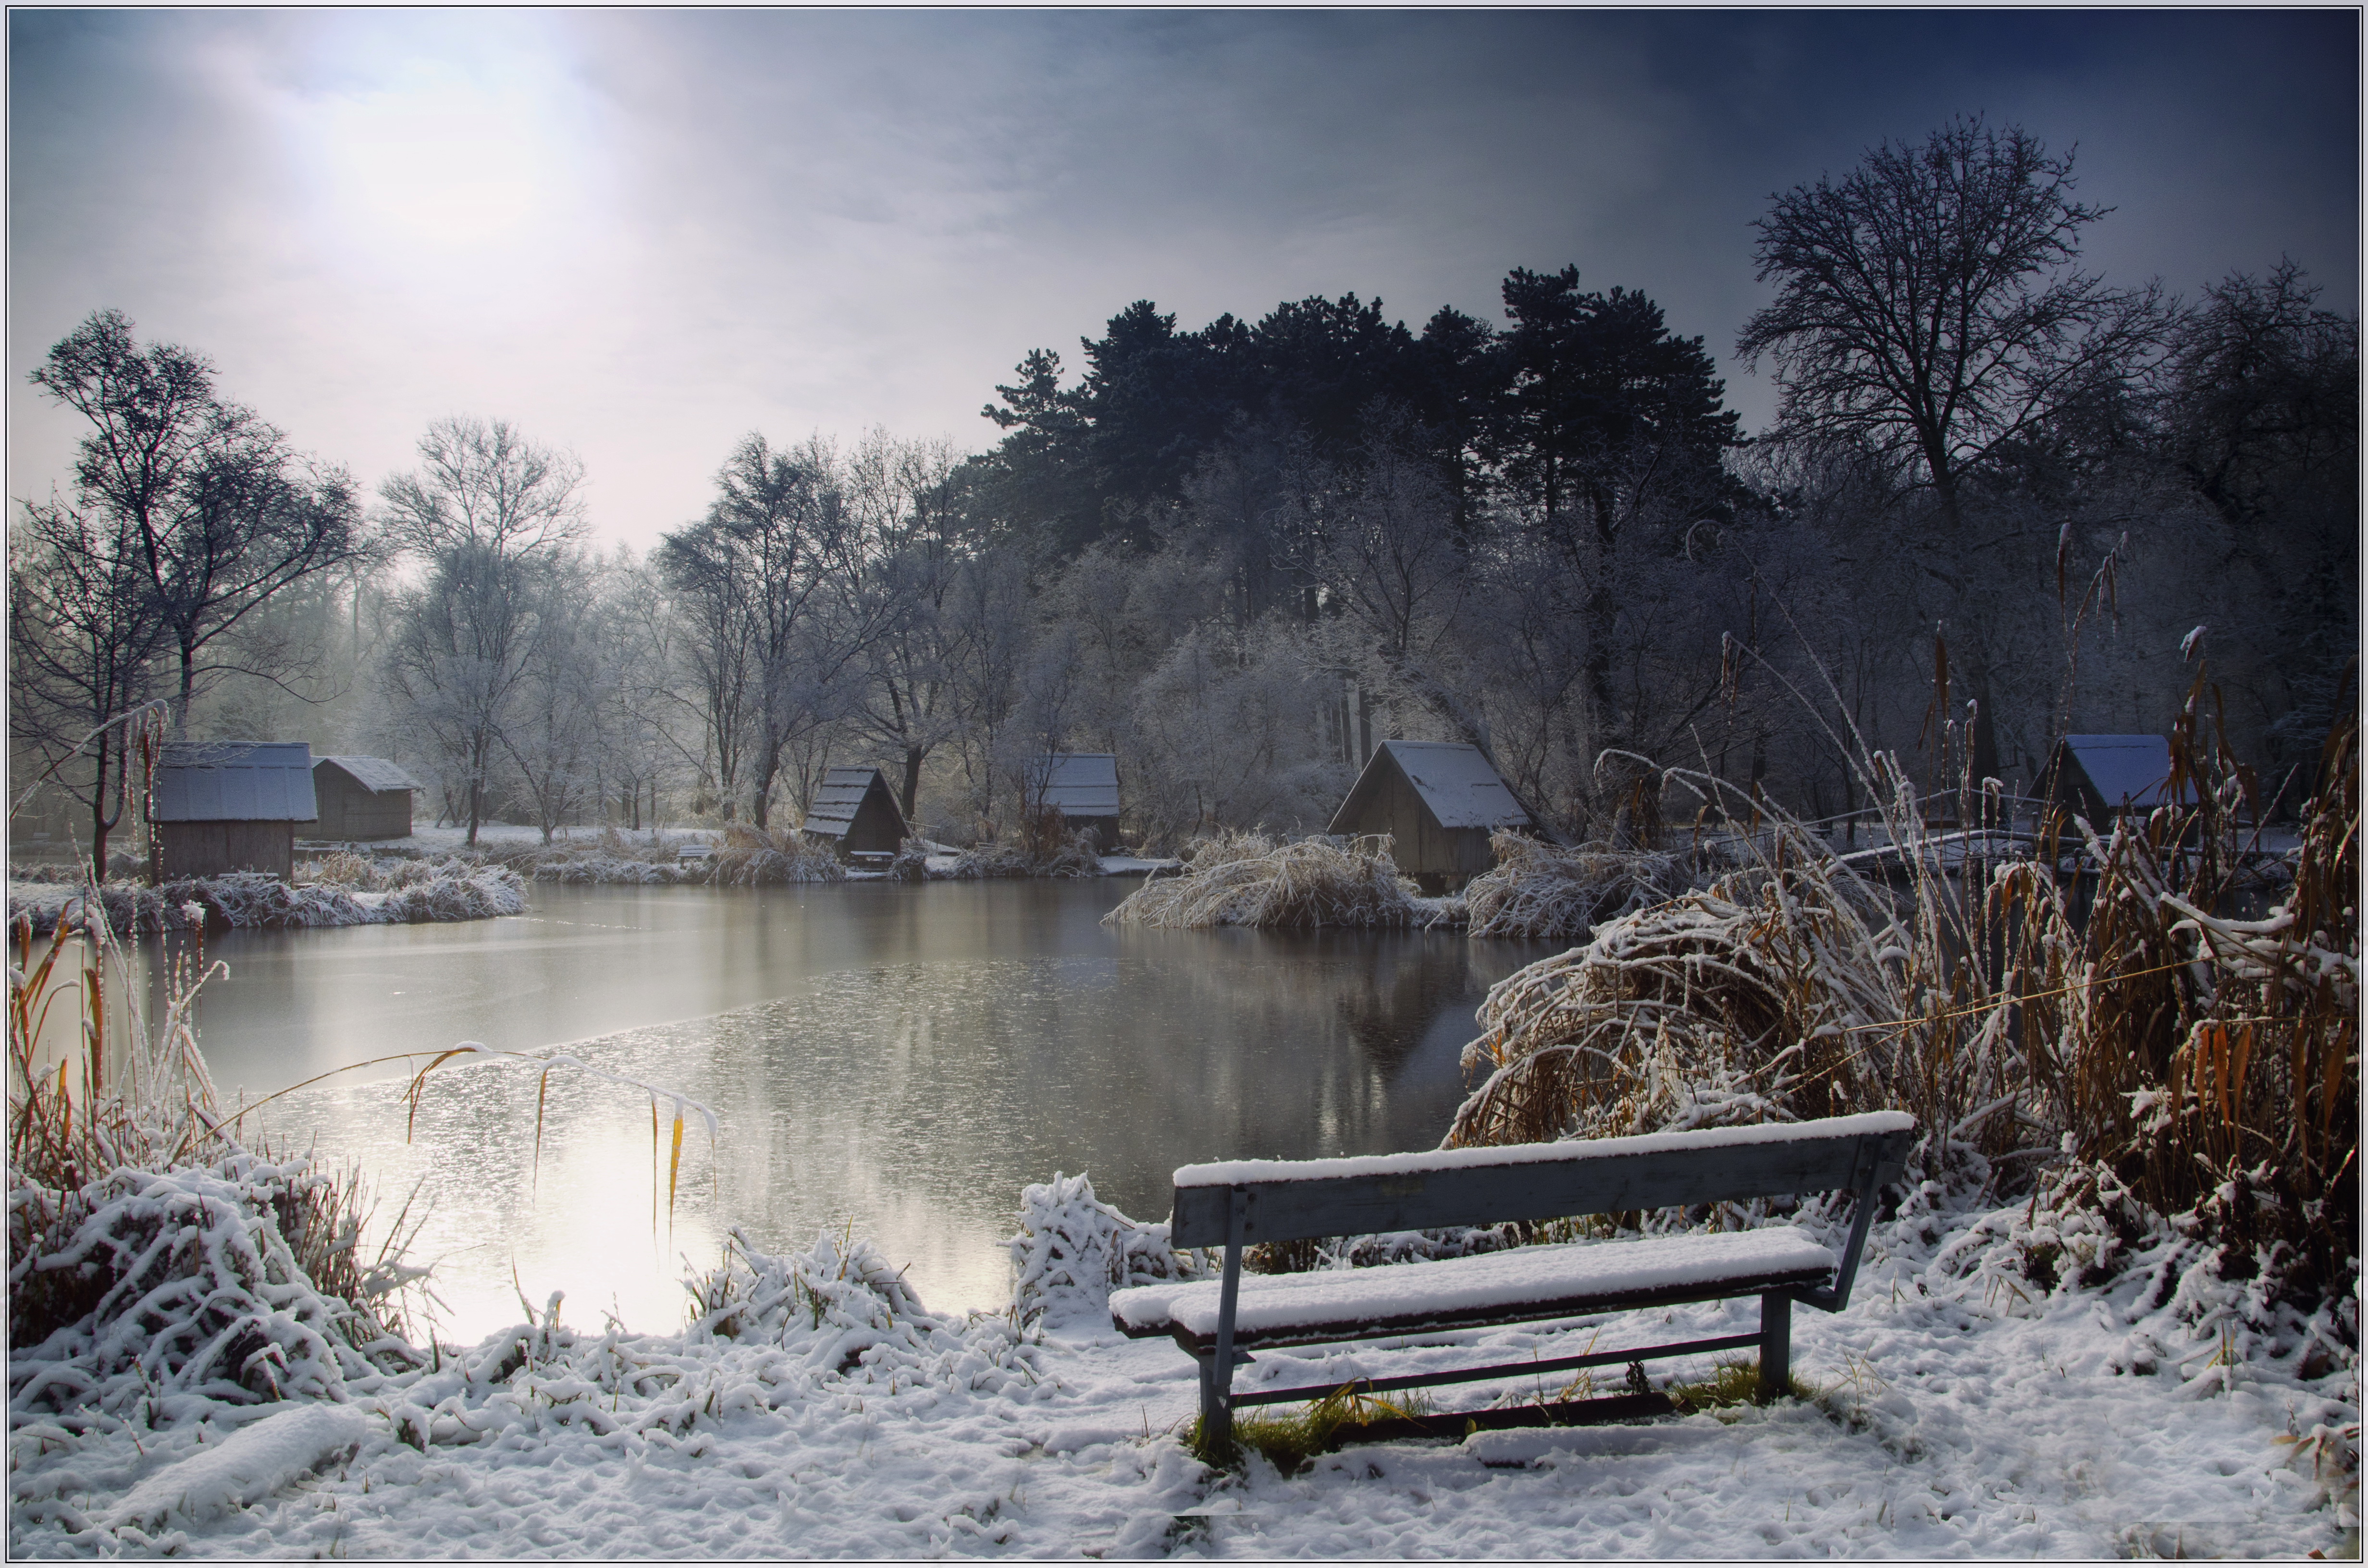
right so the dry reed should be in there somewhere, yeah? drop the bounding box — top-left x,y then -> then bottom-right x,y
1447,670 -> 2358,1314
1104,831 -> 1423,930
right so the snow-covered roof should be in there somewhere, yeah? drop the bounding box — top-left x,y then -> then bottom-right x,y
1031,754 -> 1120,817
1377,740 -> 1530,830
151,741 -> 318,823
2057,735 -> 2191,809
315,756 -> 423,795
803,766 -> 894,838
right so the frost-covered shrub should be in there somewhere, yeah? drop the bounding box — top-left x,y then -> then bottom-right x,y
942,823 -> 1100,880
699,826 -> 846,885
887,838 -> 931,882
9,1154 -> 422,1417
1463,830 -> 1695,940
685,1226 -> 928,1348
1007,1172 -> 1204,1326
532,854 -> 683,885
376,864 -> 526,922
944,839 -> 1033,879
1104,831 -> 1420,929
8,864 -> 525,935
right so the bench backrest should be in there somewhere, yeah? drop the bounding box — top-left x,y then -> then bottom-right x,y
1169,1113 -> 1914,1249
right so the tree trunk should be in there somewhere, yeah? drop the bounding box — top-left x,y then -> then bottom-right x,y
901,746 -> 925,825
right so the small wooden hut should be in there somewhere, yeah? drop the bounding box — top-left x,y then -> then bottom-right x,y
2040,734 -> 2195,824
1327,739 -> 1529,893
802,766 -> 910,858
148,741 -> 318,882
1029,753 -> 1122,852
312,756 -> 423,841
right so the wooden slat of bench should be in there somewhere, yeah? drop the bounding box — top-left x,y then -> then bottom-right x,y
1164,1264 -> 1831,1355
1114,1228 -> 1836,1351
1172,1128 -> 1902,1248
1230,1329 -> 1767,1408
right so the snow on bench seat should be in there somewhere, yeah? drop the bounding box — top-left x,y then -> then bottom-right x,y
1111,1226 -> 1837,1350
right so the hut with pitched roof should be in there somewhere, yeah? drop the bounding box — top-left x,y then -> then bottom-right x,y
2039,734 -> 2196,826
1326,739 -> 1531,893
801,765 -> 910,859
312,755 -> 424,841
1027,753 -> 1122,852
148,741 -> 318,881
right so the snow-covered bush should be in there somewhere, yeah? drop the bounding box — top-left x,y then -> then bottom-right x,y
685,1225 -> 929,1352
9,1154 -> 423,1417
887,837 -> 931,882
7,863 -> 526,935
701,825 -> 846,885
375,864 -> 526,922
1007,1172 -> 1204,1326
943,821 -> 1101,880
1103,831 -> 1420,928
1462,830 -> 1695,940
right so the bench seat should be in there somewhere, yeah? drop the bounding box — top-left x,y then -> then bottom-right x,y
1112,1227 -> 1837,1351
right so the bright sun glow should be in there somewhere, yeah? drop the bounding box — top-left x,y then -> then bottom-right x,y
279,24 -> 602,282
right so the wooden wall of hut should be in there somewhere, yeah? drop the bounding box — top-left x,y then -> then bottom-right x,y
313,771 -> 413,840
152,821 -> 296,881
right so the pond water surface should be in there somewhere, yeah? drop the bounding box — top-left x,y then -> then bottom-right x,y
150,880 -> 1555,1345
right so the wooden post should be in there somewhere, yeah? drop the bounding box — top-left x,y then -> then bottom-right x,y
1759,1292 -> 1792,1401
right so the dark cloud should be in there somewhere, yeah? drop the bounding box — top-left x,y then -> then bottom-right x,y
10,10 -> 2355,549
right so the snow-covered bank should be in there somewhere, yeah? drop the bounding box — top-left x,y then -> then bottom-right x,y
8,1174 -> 2354,1559
5,865 -> 526,936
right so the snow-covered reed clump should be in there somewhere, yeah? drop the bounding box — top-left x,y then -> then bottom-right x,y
1104,831 -> 1421,928
6,862 -> 526,936
944,821 -> 1102,880
1007,1171 -> 1207,1327
701,824 -> 846,885
10,1153 -> 426,1419
1461,829 -> 1696,940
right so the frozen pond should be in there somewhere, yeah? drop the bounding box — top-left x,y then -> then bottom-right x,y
148,880 -> 1554,1345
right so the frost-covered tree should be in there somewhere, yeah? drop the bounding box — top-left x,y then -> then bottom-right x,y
377,417 -> 588,845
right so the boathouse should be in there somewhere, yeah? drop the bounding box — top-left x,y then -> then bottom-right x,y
312,756 -> 423,841
802,766 -> 911,858
148,741 -> 318,882
2040,734 -> 2195,825
1028,753 -> 1122,852
1327,739 -> 1530,893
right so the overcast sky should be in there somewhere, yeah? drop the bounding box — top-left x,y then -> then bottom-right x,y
9,8 -> 2358,553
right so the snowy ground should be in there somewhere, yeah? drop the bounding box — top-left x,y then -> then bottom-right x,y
9,1180 -> 2355,1559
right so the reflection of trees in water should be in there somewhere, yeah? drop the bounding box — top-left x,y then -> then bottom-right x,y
1333,946 -> 1481,1075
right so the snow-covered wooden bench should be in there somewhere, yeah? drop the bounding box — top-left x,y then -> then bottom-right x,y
1110,1111 -> 1914,1447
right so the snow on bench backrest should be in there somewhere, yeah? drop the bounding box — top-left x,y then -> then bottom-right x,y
1168,1112 -> 1914,1249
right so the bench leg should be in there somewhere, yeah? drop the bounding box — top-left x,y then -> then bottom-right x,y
1195,1186 -> 1250,1457
1758,1292 -> 1792,1402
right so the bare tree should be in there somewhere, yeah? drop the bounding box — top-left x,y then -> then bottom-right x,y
377,417 -> 587,845
28,309 -> 365,734
8,495 -> 167,870
1738,118 -> 2170,780
658,434 -> 898,828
